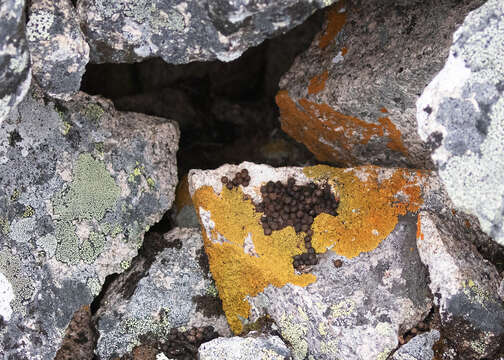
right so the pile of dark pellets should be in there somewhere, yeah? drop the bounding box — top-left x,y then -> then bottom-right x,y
221,168 -> 251,190
132,325 -> 219,360
255,177 -> 339,270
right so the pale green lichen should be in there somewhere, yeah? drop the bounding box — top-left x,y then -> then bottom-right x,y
462,279 -> 493,309
128,163 -> 145,183
101,223 -> 112,235
147,177 -> 156,189
0,217 -> 10,235
120,260 -> 130,270
84,103 -> 104,123
80,232 -> 106,264
279,314 -> 308,360
10,189 -> 20,202
9,217 -> 36,243
36,234 -> 57,258
330,299 -> 356,318
53,153 -> 120,222
26,11 -> 55,42
22,205 -> 35,218
61,121 -> 71,135
87,278 -> 102,296
110,224 -> 123,237
320,340 -> 339,356
55,221 -> 80,265
318,321 -> 328,336
206,282 -> 218,297
377,348 -> 393,360
0,249 -> 35,314
121,312 -> 172,352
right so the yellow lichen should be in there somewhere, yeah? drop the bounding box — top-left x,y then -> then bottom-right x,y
305,165 -> 424,258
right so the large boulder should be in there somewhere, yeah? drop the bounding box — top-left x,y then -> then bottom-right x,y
188,162 -> 504,359
276,0 -> 484,168
0,0 -> 32,124
94,227 -> 230,359
26,0 -> 90,100
417,0 -> 504,247
0,86 -> 179,359
76,0 -> 336,64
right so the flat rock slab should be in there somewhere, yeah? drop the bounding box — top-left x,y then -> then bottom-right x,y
198,333 -> 291,360
77,0 -> 336,64
26,0 -> 90,100
276,0 -> 484,168
95,227 -> 230,359
391,330 -> 440,360
417,0 -> 504,247
0,0 -> 32,124
0,87 -> 179,359
189,162 -> 435,359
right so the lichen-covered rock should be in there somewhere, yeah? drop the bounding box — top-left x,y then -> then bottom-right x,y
0,0 -> 32,124
391,330 -> 440,360
417,211 -> 504,358
26,0 -> 90,100
173,176 -> 199,228
198,333 -> 291,360
77,0 -> 337,64
188,162 -> 437,359
276,0 -> 484,168
95,227 -> 230,359
0,87 -> 179,359
416,0 -> 504,246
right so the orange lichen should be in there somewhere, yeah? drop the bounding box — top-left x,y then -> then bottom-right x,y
319,3 -> 347,49
192,186 -> 315,334
304,165 -> 424,257
416,213 -> 424,241
380,107 -> 388,113
276,91 -> 408,164
174,175 -> 193,213
307,70 -> 329,95
192,165 -> 426,333
341,46 -> 348,56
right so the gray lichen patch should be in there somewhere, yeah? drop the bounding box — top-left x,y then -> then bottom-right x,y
52,153 -> 120,222
0,249 -> 35,315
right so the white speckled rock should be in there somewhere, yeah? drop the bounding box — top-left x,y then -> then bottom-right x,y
417,0 -> 504,246
0,0 -> 32,124
391,330 -> 440,360
94,227 -> 230,359
77,0 -> 337,64
0,86 -> 179,359
198,333 -> 291,360
26,0 -> 90,100
417,210 -> 504,358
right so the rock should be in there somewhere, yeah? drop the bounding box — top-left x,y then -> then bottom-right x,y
0,0 -> 32,124
276,0 -> 484,168
417,210 -> 504,358
94,227 -> 230,359
198,333 -> 291,360
0,87 -> 179,359
77,0 -> 336,64
173,176 -> 199,229
391,330 -> 440,360
26,0 -> 90,100
416,0 -> 504,246
189,162 -> 435,359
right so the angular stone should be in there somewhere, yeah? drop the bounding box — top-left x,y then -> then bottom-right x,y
417,0 -> 504,247
0,87 -> 179,359
189,162 -> 435,359
276,0 -> 483,168
95,227 -> 230,359
77,0 -> 337,64
0,0 -> 32,124
391,330 -> 440,360
417,210 -> 504,358
198,333 -> 291,360
26,0 -> 90,100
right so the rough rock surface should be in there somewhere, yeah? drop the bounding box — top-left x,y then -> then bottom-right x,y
417,211 -> 504,358
189,162 -> 435,359
77,0 -> 336,64
417,0 -> 504,246
198,333 -> 291,360
0,87 -> 179,359
26,0 -> 90,100
95,227 -> 230,359
276,0 -> 484,168
54,305 -> 96,360
0,0 -> 32,124
391,330 -> 440,360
